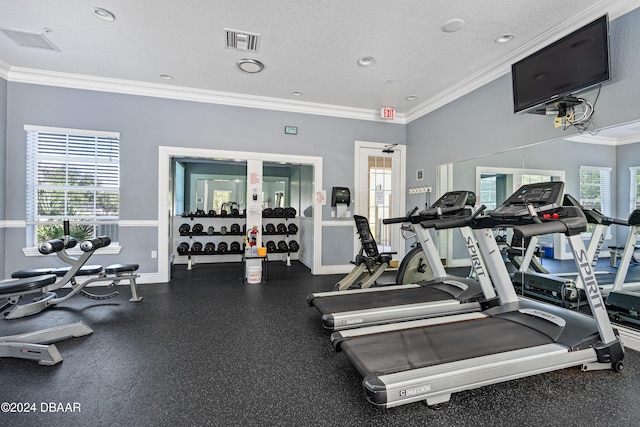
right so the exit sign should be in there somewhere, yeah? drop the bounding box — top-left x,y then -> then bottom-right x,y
380,107 -> 395,120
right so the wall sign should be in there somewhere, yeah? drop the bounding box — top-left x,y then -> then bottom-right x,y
284,126 -> 298,135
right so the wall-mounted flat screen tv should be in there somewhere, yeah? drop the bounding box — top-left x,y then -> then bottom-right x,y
511,15 -> 610,113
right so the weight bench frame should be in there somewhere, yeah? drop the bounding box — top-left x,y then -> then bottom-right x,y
335,215 -> 396,291
3,237 -> 142,319
0,275 -> 93,365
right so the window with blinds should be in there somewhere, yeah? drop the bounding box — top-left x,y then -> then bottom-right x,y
579,165 -> 612,216
25,125 -> 120,245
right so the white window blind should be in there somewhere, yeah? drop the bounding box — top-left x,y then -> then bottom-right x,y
579,165 -> 612,216
25,125 -> 120,245
631,167 -> 640,212
174,161 -> 185,216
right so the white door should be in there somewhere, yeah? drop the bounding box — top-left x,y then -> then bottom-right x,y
355,142 -> 406,258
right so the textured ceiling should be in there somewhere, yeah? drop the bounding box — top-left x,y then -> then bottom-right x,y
0,0 -> 638,120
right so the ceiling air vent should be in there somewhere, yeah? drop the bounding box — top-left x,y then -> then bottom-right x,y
224,29 -> 260,52
0,27 -> 60,52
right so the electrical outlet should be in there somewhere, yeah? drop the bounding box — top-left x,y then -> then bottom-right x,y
151,250 -> 157,259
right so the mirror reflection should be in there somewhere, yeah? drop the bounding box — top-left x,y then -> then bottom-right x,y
444,119 -> 640,331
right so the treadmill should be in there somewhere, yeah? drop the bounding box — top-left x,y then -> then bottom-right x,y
606,209 -> 640,324
512,194 -> 628,307
331,182 -> 624,408
308,191 -> 497,331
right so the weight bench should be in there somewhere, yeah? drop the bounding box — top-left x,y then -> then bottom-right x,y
4,236 -> 142,320
0,274 -> 93,365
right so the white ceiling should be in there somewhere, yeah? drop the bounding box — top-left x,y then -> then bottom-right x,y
0,0 -> 638,122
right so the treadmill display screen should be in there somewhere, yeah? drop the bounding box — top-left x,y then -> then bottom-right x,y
490,182 -> 564,219
419,191 -> 475,216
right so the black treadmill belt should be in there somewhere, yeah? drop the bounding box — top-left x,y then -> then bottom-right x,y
340,317 -> 554,377
313,286 -> 455,314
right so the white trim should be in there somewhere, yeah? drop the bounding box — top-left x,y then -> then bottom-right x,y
565,134 -> 639,146
23,124 -> 120,138
119,220 -> 158,227
313,264 -> 354,275
0,220 -> 26,228
0,58 -> 9,80
158,146 -> 323,283
354,141 -> 407,258
616,324 -> 640,352
8,67 -> 406,124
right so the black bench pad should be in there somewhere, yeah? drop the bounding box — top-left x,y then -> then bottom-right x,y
105,263 -> 139,274
0,274 -> 57,293
52,265 -> 103,276
12,268 -> 56,279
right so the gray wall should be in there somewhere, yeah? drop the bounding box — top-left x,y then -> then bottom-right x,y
3,82 -> 403,277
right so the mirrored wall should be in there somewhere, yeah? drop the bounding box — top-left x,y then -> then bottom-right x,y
441,119 -> 640,330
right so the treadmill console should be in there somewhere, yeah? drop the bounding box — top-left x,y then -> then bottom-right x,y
419,191 -> 476,218
490,182 -> 564,219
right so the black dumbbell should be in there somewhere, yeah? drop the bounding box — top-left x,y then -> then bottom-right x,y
277,240 -> 288,252
285,207 -> 297,218
289,240 -> 299,252
192,223 -> 203,234
230,241 -> 241,253
288,223 -> 298,234
277,223 -> 287,234
265,223 -> 276,234
178,223 -> 190,235
177,242 -> 189,255
217,241 -> 228,254
191,241 -> 203,253
230,223 -> 241,234
204,242 -> 216,254
266,241 -> 277,253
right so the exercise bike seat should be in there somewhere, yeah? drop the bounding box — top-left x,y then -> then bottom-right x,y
0,274 -> 57,294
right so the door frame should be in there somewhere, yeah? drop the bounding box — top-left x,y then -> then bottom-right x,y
354,140 -> 407,259
158,146 -> 323,282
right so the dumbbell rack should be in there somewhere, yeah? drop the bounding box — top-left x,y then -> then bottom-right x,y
261,209 -> 300,267
173,209 -> 300,268
173,213 -> 247,269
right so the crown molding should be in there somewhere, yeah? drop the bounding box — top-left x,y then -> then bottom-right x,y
2,0 -> 636,125
566,133 -> 640,146
6,66 -> 407,124
0,58 -> 9,80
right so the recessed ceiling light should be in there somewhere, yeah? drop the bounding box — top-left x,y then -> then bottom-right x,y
357,56 -> 376,66
92,7 -> 116,22
159,74 -> 173,80
405,95 -> 418,101
495,33 -> 515,43
292,91 -> 303,96
236,58 -> 264,73
441,18 -> 465,33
